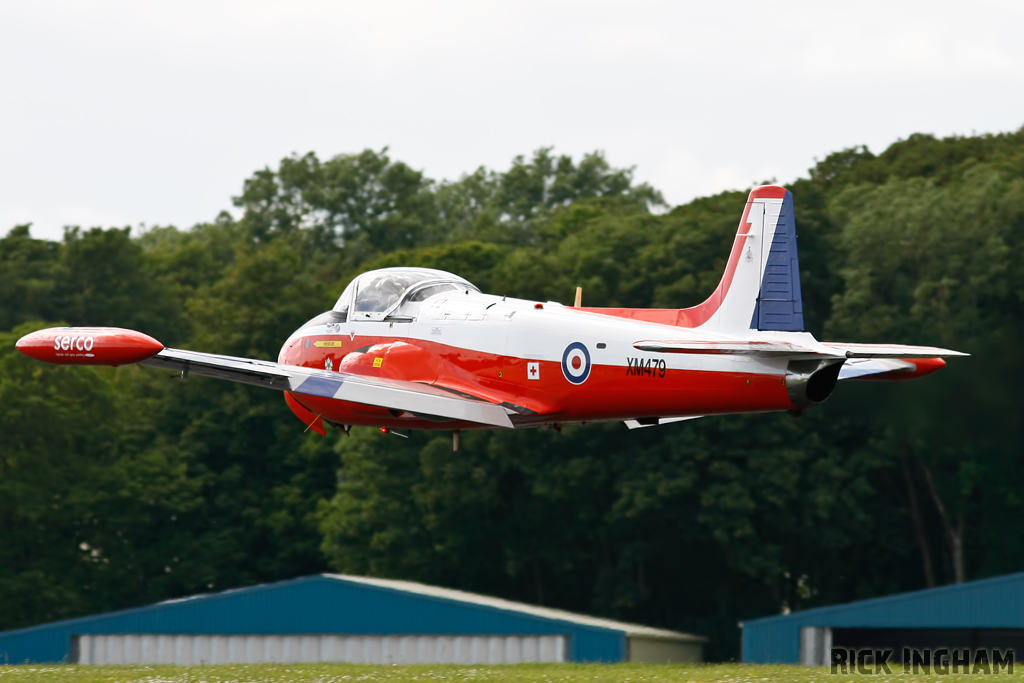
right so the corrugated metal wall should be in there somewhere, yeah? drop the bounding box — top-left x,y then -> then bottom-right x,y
742,622 -> 801,664
75,633 -> 566,665
743,573 -> 1024,664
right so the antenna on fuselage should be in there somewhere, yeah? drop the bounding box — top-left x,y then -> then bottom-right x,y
573,287 -> 582,308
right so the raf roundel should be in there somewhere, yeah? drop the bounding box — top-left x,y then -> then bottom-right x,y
561,342 -> 591,385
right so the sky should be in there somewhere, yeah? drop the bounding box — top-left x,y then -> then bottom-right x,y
2,0 -> 1024,241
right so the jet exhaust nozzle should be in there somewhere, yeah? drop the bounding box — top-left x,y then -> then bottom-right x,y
785,359 -> 843,409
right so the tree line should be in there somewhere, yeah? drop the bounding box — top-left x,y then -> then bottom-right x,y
2,134 -> 1023,660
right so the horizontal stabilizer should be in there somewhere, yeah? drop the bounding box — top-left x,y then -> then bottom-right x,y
633,340 -> 819,356
820,343 -> 967,359
838,357 -> 948,382
838,358 -> 916,380
634,340 -> 966,360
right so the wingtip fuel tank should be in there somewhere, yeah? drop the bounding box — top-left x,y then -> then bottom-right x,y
15,327 -> 164,366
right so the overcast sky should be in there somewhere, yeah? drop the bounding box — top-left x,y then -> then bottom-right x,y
2,0 -> 1023,240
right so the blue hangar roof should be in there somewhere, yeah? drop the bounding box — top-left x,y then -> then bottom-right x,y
743,572 -> 1024,663
0,573 -> 703,664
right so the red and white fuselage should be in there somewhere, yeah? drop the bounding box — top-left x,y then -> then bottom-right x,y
278,292 -> 806,430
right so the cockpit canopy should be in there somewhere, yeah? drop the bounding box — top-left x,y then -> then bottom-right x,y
334,267 -> 479,321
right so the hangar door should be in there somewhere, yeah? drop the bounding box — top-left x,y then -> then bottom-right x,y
73,633 -> 567,666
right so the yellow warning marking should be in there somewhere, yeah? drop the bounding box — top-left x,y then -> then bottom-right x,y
313,340 -> 344,348
372,357 -> 383,368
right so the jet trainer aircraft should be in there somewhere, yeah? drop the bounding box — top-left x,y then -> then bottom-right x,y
17,186 -> 965,447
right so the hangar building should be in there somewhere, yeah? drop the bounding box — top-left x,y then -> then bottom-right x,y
0,573 -> 705,665
743,572 -> 1024,665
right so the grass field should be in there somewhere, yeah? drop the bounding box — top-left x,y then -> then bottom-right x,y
0,663 -> 1021,683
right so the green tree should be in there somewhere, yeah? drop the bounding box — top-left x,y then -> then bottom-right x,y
234,149 -> 437,258
0,225 -> 61,331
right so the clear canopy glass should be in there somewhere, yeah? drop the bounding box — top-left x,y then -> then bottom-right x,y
334,267 -> 477,319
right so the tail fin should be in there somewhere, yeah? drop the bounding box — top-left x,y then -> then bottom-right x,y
574,185 -> 805,331
687,185 -> 805,333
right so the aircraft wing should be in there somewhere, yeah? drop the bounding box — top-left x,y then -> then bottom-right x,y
136,348 -> 516,428
142,348 -> 514,428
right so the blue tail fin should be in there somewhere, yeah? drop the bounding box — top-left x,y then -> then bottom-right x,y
751,189 -> 804,331
692,186 -> 805,333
